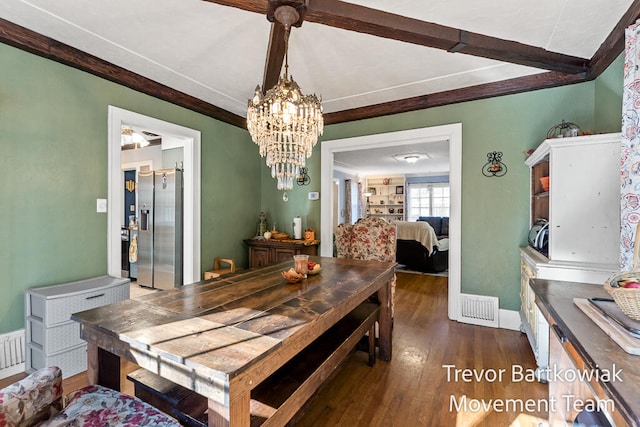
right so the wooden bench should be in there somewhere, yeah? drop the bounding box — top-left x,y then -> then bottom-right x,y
127,302 -> 379,426
126,369 -> 208,427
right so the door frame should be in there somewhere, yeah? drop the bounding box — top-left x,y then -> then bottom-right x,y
320,123 -> 462,321
107,106 -> 201,285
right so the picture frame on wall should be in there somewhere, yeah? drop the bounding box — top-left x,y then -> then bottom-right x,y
395,186 -> 404,194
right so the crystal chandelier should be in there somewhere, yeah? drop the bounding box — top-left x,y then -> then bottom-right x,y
247,5 -> 323,190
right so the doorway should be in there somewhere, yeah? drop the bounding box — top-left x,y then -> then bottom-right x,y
106,106 -> 202,285
320,124 -> 462,321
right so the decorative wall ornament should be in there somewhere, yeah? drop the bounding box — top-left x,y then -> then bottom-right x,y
482,151 -> 507,177
296,167 -> 310,186
546,120 -> 581,139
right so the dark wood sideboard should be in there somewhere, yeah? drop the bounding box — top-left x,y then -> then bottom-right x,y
244,238 -> 319,268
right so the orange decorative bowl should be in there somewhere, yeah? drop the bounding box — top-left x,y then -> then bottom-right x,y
539,177 -> 550,192
272,232 -> 289,240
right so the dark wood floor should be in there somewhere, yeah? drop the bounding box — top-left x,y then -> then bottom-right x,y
294,272 -> 548,427
2,272 -> 547,426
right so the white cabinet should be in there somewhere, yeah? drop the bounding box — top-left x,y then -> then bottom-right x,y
366,175 -> 405,221
25,276 -> 130,378
519,247 -> 550,380
521,133 -> 621,378
524,133 -> 621,283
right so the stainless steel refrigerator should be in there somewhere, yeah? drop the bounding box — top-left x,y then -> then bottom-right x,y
137,168 -> 183,290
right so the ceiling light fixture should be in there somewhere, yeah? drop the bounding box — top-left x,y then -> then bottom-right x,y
404,155 -> 420,164
246,3 -> 323,191
392,153 -> 430,163
121,126 -> 149,148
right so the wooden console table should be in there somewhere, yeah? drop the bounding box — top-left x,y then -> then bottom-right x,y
71,256 -> 394,427
244,238 -> 319,268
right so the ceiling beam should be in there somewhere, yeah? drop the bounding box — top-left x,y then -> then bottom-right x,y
323,71 -> 587,125
587,0 -> 640,78
0,12 -> 598,129
203,0 -> 590,75
304,0 -> 589,74
0,17 -> 246,128
3,0 -> 633,130
328,0 -> 640,125
262,22 -> 287,93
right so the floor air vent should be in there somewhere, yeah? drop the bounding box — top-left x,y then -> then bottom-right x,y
0,329 -> 26,379
459,294 -> 499,328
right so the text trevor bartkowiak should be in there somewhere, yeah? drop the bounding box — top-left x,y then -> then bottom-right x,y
441,364 -> 623,384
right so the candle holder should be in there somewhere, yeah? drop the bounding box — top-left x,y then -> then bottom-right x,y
482,151 -> 507,177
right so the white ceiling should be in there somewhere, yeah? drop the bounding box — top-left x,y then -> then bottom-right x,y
1,0 -> 632,176
0,0 -> 632,118
334,140 -> 450,177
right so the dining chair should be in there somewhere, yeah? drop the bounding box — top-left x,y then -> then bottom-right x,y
335,217 -> 397,318
349,217 -> 397,263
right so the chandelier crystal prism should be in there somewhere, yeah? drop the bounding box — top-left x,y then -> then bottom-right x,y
247,5 -> 323,190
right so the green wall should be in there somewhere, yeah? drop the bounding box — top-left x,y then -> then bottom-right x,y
258,152 -> 322,236
0,39 -> 624,334
0,43 -> 261,334
595,54 -> 624,131
263,56 -> 624,312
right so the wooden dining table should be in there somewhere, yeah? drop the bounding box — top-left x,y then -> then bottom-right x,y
71,256 -> 395,427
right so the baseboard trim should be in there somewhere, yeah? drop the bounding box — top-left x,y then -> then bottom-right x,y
499,309 -> 522,331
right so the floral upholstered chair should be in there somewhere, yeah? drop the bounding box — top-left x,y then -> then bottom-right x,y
334,217 -> 397,317
0,366 -> 62,427
350,217 -> 397,263
0,366 -> 181,427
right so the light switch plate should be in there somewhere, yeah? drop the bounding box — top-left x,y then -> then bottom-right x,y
96,199 -> 107,213
308,192 -> 319,200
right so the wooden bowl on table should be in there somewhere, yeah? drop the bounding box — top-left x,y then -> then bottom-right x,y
281,269 -> 303,283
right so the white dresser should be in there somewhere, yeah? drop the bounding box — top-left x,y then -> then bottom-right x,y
25,276 -> 130,378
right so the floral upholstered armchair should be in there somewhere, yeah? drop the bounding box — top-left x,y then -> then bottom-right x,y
0,366 -> 181,427
335,217 -> 397,262
334,217 -> 397,316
